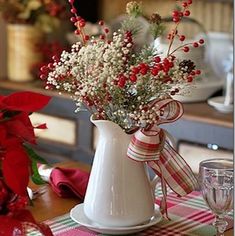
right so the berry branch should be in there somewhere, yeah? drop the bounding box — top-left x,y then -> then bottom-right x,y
68,0 -> 88,44
166,0 -> 204,58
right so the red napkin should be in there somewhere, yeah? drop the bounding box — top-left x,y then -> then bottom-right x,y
49,167 -> 90,200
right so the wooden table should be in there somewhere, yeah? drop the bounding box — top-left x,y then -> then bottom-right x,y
27,161 -> 233,236
27,161 -> 90,222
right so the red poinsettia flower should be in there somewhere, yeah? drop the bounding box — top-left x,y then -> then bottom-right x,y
0,91 -> 50,112
0,91 -> 51,200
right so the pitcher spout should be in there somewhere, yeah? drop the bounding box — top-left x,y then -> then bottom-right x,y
90,115 -> 127,138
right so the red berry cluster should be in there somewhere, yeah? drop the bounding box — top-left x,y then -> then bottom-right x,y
68,0 -> 112,44
82,92 -> 110,119
171,0 -> 193,23
68,0 -> 111,44
68,0 -> 90,43
153,57 -> 175,74
186,69 -> 201,82
117,52 -> 201,91
182,38 -> 204,53
33,41 -> 65,81
123,31 -> 134,62
152,56 -> 178,85
167,0 -> 205,56
118,74 -> 128,88
117,62 -> 150,88
39,46 -> 67,89
135,63 -> 149,75
98,20 -> 110,41
117,55 -> 178,89
124,31 -> 133,45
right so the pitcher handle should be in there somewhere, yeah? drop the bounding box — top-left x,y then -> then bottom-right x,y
163,129 -> 177,149
150,175 -> 161,196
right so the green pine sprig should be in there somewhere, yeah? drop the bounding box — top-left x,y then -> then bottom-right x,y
135,45 -> 157,64
121,17 -> 142,37
149,23 -> 165,39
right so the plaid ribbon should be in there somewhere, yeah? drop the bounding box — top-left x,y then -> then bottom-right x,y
127,98 -> 198,218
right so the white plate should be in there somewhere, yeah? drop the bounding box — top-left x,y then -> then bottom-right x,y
207,96 -> 233,113
173,80 -> 223,103
70,203 -> 162,235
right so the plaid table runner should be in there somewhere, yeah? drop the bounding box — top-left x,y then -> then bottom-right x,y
28,191 -> 233,236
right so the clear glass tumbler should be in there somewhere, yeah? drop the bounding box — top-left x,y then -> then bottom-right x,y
199,158 -> 233,236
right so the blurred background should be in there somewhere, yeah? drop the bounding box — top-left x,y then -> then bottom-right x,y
0,0 -> 233,174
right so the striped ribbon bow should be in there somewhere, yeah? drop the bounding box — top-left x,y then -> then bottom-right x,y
127,98 -> 198,218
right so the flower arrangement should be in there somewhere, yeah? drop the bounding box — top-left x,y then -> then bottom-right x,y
0,91 -> 50,215
41,0 -> 204,132
0,0 -> 68,32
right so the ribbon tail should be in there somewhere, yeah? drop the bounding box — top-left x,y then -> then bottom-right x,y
148,161 -> 170,220
147,140 -> 198,217
159,141 -> 198,196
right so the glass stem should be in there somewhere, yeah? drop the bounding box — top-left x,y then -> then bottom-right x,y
213,215 -> 228,236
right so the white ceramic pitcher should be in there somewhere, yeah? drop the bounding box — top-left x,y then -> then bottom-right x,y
83,116 -> 160,227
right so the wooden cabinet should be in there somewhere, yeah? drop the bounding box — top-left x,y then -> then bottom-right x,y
0,80 -> 233,166
162,103 -> 233,150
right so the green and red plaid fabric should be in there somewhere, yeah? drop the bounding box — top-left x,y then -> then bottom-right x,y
127,98 -> 197,217
28,191 -> 233,236
148,141 -> 198,196
127,98 -> 197,197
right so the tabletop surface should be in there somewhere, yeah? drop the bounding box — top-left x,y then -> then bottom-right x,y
28,161 -> 233,236
28,161 -> 90,222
